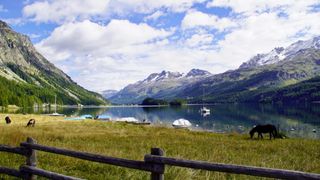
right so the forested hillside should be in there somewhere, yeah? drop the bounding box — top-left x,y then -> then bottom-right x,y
0,20 -> 107,106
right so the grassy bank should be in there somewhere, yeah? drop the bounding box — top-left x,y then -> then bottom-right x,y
0,114 -> 319,179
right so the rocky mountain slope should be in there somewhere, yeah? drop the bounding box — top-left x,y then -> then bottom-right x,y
0,20 -> 106,106
110,36 -> 320,104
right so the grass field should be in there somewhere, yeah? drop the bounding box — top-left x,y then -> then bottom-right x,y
0,114 -> 319,179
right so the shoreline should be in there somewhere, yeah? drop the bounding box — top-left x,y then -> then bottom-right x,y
0,113 -> 317,140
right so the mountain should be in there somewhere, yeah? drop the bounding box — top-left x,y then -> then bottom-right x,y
101,90 -> 118,99
240,36 -> 320,69
110,36 -> 320,104
0,20 -> 107,106
185,69 -> 211,77
250,76 -> 320,103
109,69 -> 211,104
180,48 -> 320,103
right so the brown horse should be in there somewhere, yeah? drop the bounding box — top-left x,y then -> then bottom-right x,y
5,116 -> 11,124
26,119 -> 36,127
249,124 -> 277,139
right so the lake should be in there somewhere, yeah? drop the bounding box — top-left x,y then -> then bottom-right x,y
3,103 -> 320,139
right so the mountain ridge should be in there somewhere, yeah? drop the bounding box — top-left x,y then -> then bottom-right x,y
109,36 -> 320,104
240,36 -> 320,69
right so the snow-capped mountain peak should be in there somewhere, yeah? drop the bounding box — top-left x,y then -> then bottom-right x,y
240,36 -> 320,69
185,69 -> 211,77
143,70 -> 183,83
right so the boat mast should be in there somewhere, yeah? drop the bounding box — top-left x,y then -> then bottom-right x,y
202,87 -> 204,107
54,95 -> 57,113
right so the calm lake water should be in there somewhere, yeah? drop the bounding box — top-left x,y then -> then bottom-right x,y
3,103 -> 320,139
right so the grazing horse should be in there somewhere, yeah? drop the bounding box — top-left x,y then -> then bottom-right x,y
26,119 -> 36,127
250,124 -> 277,139
5,116 -> 11,124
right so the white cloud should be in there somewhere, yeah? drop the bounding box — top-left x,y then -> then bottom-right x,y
182,10 -> 236,31
23,0 -> 205,23
23,0 -> 110,23
185,33 -> 214,48
207,0 -> 319,15
144,10 -> 165,21
29,0 -> 320,92
36,20 -> 172,60
206,2 -> 320,68
108,0 -> 206,14
2,18 -> 25,26
35,20 -> 182,90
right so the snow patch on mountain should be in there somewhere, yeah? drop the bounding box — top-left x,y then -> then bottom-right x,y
240,36 -> 320,69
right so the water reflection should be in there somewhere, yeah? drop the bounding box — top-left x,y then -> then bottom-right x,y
2,104 -> 319,139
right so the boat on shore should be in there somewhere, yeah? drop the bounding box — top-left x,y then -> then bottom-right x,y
172,118 -> 192,129
116,117 -> 139,123
94,115 -> 111,121
65,114 -> 93,120
131,119 -> 151,125
49,112 -> 65,116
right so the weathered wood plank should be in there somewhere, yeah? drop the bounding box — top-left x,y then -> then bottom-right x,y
0,166 -> 22,178
144,155 -> 320,180
24,137 -> 37,180
150,148 -> 165,180
20,142 -> 153,172
0,145 -> 26,155
20,166 -> 83,180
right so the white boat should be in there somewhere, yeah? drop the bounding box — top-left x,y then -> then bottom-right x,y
201,111 -> 210,117
172,118 -> 192,128
200,86 -> 211,115
49,112 -> 64,116
200,107 -> 210,113
116,117 -> 139,123
48,95 -> 64,116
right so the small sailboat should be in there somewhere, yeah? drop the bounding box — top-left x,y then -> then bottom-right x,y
49,95 -> 64,116
172,118 -> 192,128
200,107 -> 210,113
200,87 -> 210,115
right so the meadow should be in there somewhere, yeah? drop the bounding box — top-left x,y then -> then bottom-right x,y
0,114 -> 319,179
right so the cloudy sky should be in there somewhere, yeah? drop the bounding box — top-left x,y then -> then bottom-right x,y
0,0 -> 320,92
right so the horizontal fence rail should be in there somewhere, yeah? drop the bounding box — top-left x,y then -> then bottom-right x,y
0,137 -> 319,180
0,167 -> 22,178
19,166 -> 83,180
0,145 -> 27,155
144,155 -> 320,180
20,142 -> 154,172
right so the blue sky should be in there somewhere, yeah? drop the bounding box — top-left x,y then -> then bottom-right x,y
0,0 -> 320,91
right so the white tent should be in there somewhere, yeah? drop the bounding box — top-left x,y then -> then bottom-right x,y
172,119 -> 192,128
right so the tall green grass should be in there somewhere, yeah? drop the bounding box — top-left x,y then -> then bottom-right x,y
0,114 -> 319,179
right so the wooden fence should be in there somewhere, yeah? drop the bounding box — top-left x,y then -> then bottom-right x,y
0,137 -> 319,180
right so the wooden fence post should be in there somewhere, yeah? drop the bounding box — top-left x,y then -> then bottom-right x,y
24,137 -> 37,180
150,148 -> 165,180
